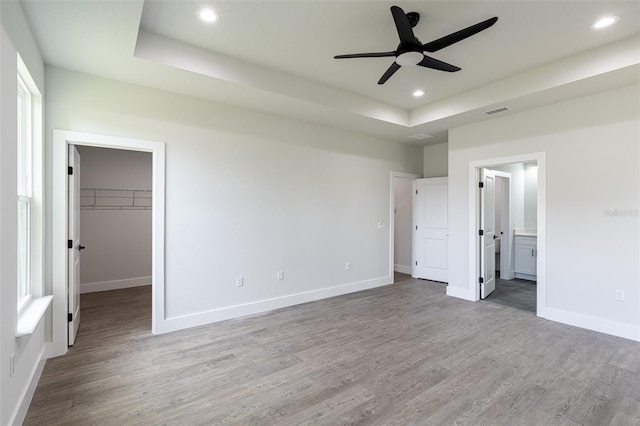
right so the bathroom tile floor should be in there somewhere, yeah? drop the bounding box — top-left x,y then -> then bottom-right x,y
484,276 -> 536,313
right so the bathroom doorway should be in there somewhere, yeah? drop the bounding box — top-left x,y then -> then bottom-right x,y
475,159 -> 541,314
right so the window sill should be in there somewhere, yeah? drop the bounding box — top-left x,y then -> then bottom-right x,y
16,295 -> 53,338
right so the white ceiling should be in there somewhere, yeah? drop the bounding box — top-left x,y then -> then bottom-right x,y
20,0 -> 640,145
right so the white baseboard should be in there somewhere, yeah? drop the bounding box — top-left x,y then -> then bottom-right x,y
446,285 -> 476,301
542,307 -> 640,342
10,348 -> 47,426
394,264 -> 412,274
156,275 -> 393,334
80,276 -> 151,294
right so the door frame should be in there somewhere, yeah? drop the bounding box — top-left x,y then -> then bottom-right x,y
49,130 -> 166,358
468,153 -> 547,317
389,171 -> 421,281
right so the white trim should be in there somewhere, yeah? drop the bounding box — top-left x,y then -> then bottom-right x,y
544,307 -> 640,342
162,276 -> 393,334
389,171 -> 421,282
446,285 -> 475,301
466,153 -> 547,316
394,264 -> 412,274
9,347 -> 47,426
50,130 -> 165,358
80,277 -> 152,294
16,295 -> 53,337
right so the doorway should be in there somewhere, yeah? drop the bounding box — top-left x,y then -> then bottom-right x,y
390,171 -> 420,283
479,163 -> 538,312
468,153 -> 546,317
72,146 -> 153,344
50,130 -> 166,358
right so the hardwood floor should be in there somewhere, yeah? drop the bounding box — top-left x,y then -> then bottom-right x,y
25,279 -> 640,425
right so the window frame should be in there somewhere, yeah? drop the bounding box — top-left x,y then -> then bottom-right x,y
16,52 -> 44,327
17,71 -> 33,311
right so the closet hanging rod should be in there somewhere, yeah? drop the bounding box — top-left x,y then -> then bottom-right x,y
80,188 -> 152,210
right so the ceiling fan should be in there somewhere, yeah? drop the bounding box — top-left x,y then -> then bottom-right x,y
334,6 -> 498,85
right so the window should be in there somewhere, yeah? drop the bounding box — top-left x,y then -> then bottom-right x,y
17,73 -> 32,310
15,54 -> 47,336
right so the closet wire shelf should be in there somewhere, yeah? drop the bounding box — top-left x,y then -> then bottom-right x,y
81,188 -> 152,210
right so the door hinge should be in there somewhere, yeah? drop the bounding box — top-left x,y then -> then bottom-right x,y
415,225 -> 418,230
68,239 -> 73,249
479,229 -> 484,236
479,277 -> 484,284
68,166 -> 73,175
415,261 -> 417,266
479,181 -> 484,188
415,189 -> 418,195
68,313 -> 73,322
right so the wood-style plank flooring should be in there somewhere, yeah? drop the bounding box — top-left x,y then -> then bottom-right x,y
25,275 -> 640,425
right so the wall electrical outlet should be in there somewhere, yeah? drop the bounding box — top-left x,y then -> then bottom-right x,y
614,289 -> 624,302
345,262 -> 351,271
236,276 -> 244,287
277,270 -> 284,280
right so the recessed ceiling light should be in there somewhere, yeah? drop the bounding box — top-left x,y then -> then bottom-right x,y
413,90 -> 425,97
591,16 -> 619,30
199,8 -> 219,23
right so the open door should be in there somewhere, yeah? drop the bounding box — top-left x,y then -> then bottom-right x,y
68,145 -> 82,346
412,177 -> 448,282
479,168 -> 496,298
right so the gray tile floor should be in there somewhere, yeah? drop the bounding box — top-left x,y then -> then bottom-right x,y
395,271 -> 536,314
484,276 -> 536,313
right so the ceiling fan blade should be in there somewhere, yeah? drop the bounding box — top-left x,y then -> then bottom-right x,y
391,6 -> 417,46
334,51 -> 397,59
422,17 -> 498,52
378,62 -> 401,85
417,56 -> 461,72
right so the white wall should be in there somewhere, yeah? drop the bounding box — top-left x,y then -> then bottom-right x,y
0,1 -> 47,424
448,84 -> 640,341
393,177 -> 412,274
45,67 -> 423,329
76,146 -> 152,292
423,142 -> 448,177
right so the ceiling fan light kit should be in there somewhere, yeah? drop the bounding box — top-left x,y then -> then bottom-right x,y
334,5 -> 498,85
396,51 -> 423,67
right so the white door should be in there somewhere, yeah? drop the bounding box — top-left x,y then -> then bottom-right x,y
412,177 -> 448,282
480,168 -> 496,298
68,145 -> 82,346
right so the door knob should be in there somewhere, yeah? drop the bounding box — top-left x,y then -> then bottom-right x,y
78,245 -> 86,251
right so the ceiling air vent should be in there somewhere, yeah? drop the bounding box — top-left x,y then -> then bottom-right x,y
485,106 -> 511,115
408,133 -> 434,140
